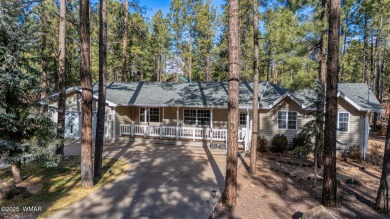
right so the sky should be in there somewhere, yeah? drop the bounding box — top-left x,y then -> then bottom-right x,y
138,0 -> 225,19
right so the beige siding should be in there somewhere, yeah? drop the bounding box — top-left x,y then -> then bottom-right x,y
258,97 -> 366,149
336,98 -> 366,150
259,97 -> 313,145
213,109 -> 228,128
162,107 -> 177,126
114,106 -> 134,138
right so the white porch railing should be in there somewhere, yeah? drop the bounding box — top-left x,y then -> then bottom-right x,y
119,124 -> 248,145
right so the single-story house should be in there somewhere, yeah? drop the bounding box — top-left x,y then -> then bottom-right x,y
48,81 -> 383,158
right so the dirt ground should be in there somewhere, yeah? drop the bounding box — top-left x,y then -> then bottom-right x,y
215,131 -> 389,219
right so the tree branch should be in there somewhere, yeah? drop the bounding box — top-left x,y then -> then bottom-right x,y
0,0 -> 41,8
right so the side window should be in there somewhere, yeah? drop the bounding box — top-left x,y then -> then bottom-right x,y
338,112 -> 349,132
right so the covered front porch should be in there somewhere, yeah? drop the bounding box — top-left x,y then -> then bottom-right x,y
116,106 -> 252,150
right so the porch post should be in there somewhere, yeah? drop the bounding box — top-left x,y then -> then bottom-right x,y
162,107 -> 165,126
245,110 -> 250,151
112,107 -> 116,141
144,107 -> 147,137
160,107 -> 164,139
210,108 -> 213,142
176,107 -> 179,140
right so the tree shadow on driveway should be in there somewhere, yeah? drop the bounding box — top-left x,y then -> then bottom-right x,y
50,140 -> 226,219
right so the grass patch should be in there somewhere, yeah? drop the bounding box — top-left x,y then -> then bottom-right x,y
0,156 -> 130,218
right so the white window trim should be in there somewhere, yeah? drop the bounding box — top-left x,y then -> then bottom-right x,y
183,109 -> 211,126
139,107 -> 160,123
337,112 -> 350,133
277,111 -> 298,130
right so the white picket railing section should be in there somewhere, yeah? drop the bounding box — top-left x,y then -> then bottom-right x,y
119,124 -> 247,145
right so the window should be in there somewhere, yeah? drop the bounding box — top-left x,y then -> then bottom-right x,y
338,112 -> 349,132
240,113 -> 247,125
277,111 -> 297,130
140,108 -> 160,123
184,109 -> 210,126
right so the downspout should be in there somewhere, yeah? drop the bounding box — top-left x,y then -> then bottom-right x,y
364,112 -> 369,160
112,107 -> 116,141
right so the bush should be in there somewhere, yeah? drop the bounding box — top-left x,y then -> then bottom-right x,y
348,145 -> 362,160
292,133 -> 307,150
367,143 -> 383,166
291,145 -> 312,159
271,134 -> 288,153
342,145 -> 363,161
257,136 -> 268,153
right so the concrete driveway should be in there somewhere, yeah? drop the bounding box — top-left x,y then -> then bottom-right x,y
49,140 -> 226,219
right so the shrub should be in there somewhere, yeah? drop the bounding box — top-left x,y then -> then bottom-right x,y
367,143 -> 383,166
291,145 -> 312,159
292,133 -> 307,150
271,134 -> 288,153
341,146 -> 362,160
257,136 -> 269,153
348,145 -> 362,160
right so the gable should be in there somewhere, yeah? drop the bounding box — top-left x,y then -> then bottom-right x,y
337,98 -> 367,117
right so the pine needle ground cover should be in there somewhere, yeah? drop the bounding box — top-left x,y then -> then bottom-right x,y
0,156 -> 130,218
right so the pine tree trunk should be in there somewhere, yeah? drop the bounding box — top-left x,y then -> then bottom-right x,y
373,15 -> 383,129
362,7 -> 368,83
322,0 -> 340,207
57,0 -> 66,156
175,53 -> 179,82
206,53 -> 210,82
189,29 -> 192,82
315,0 -> 327,178
94,0 -> 107,178
376,118 -> 390,213
80,0 -> 94,188
370,32 -> 374,89
223,0 -> 240,208
157,53 -> 161,82
40,1 -> 48,104
11,162 -> 22,183
250,0 -> 259,176
121,0 -> 128,82
340,13 -> 347,82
